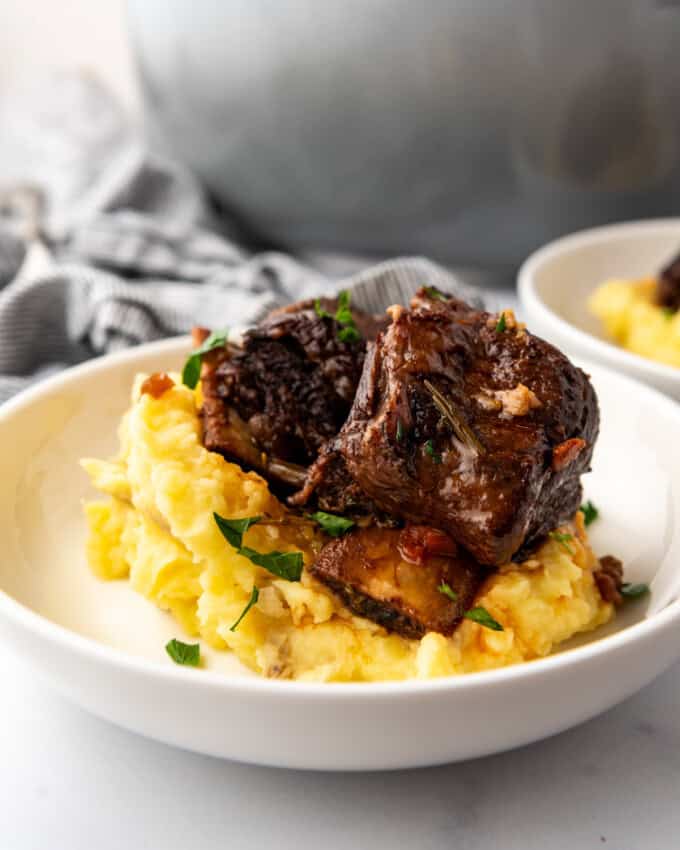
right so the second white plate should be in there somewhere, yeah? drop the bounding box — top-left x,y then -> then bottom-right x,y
518,219 -> 680,400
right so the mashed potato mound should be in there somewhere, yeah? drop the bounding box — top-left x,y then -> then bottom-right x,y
589,277 -> 680,368
81,375 -> 613,682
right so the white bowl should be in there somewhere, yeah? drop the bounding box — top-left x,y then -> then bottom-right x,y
518,219 -> 680,400
1,338 -> 680,771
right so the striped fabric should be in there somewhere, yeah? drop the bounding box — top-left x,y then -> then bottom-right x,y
0,75 -> 481,403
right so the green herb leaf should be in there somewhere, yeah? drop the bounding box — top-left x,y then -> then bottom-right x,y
182,329 -> 230,389
165,639 -> 200,666
620,582 -> 650,600
314,298 -> 332,320
213,513 -> 262,549
316,289 -> 362,344
334,290 -> 354,325
239,546 -> 304,581
337,325 -> 361,343
580,500 -> 599,526
662,307 -> 675,319
464,607 -> 504,631
396,419 -> 405,442
334,291 -> 361,343
495,312 -> 507,333
213,513 -> 303,581
309,510 -> 355,537
230,586 -> 260,632
438,582 -> 459,602
423,285 -> 447,302
549,531 -> 574,555
424,439 -> 442,464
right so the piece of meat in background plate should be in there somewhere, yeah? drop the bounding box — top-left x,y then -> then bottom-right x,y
296,288 -> 599,566
655,250 -> 680,313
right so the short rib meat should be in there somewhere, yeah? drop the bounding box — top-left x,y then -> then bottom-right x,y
197,297 -> 386,489
296,289 -> 599,565
309,525 -> 485,639
656,251 -> 680,313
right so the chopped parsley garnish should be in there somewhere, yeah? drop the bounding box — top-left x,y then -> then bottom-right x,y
334,290 -> 354,325
165,639 -> 200,666
309,510 -> 355,537
396,419 -> 405,442
182,329 -> 230,389
230,586 -> 260,632
580,500 -> 599,526
338,325 -> 361,343
495,312 -> 507,333
314,300 -> 332,320
620,582 -> 650,600
464,607 -> 504,631
423,285 -> 447,301
239,547 -> 303,580
662,307 -> 675,319
314,290 -> 361,343
438,582 -> 459,602
549,531 -> 574,555
425,439 -> 442,464
213,514 -> 262,549
213,513 -> 303,581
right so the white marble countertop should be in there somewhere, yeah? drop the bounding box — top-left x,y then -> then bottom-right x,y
2,645 -> 679,850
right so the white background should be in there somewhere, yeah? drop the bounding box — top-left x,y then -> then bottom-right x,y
1,3 -> 680,848
0,0 -> 139,110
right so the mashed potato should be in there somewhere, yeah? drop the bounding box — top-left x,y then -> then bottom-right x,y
81,375 -> 613,682
589,276 -> 680,368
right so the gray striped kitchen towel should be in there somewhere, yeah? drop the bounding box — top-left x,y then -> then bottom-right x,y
0,74 -> 482,403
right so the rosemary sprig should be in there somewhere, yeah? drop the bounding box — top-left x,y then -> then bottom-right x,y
423,379 -> 484,454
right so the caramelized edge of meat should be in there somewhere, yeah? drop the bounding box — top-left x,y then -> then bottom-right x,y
309,526 -> 486,639
195,328 -> 308,490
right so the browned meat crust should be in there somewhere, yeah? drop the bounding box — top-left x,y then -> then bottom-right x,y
309,526 -> 486,638
197,298 -> 387,491
287,440 -> 378,515
295,289 -> 599,566
199,341 -> 307,489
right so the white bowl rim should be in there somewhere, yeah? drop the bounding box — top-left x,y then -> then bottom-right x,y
518,217 -> 680,384
1,335 -> 680,699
